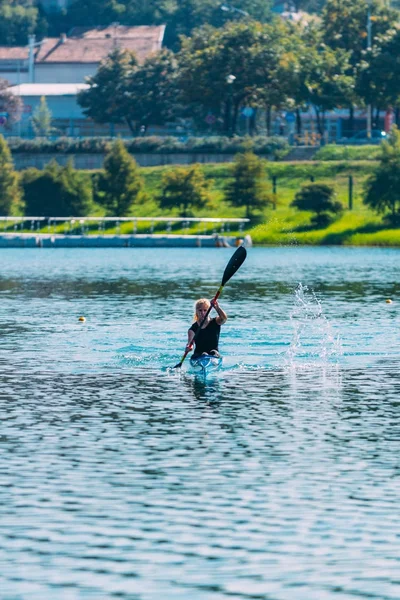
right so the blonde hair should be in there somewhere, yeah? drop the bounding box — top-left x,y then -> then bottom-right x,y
194,298 -> 210,321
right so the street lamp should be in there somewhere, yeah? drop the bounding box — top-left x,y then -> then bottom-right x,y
220,4 -> 249,17
367,0 -> 372,139
226,74 -> 236,136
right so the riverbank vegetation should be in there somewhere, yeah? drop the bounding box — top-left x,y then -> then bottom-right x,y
2,133 -> 400,246
9,159 -> 400,246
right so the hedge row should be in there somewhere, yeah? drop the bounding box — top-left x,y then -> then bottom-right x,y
6,135 -> 289,156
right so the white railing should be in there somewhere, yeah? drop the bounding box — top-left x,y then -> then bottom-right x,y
0,216 -> 249,236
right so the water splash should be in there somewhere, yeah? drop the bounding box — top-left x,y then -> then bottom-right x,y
286,283 -> 342,368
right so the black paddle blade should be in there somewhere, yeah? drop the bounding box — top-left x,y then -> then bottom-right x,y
221,246 -> 247,286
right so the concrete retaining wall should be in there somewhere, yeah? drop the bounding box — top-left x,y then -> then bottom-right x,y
11,152 -> 247,171
0,234 -> 243,248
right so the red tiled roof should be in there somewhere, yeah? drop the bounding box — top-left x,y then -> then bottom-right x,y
0,25 -> 165,65
0,47 -> 29,60
69,25 -> 165,41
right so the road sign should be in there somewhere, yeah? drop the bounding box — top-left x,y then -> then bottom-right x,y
205,113 -> 216,125
285,111 -> 296,123
242,107 -> 254,118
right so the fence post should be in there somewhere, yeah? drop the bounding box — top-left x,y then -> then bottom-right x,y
272,175 -> 277,195
348,175 -> 353,210
272,175 -> 277,209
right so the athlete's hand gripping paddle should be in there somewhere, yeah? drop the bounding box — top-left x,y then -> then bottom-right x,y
173,245 -> 247,369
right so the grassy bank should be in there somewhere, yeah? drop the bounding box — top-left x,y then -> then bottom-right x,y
139,160 -> 400,246
11,158 -> 400,246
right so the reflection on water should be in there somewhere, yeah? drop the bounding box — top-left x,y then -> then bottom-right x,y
0,248 -> 399,599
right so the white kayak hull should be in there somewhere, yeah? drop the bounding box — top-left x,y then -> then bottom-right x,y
190,354 -> 222,375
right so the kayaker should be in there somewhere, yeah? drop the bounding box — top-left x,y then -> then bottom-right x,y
186,298 -> 227,358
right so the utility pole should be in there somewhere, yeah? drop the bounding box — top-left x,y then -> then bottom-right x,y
28,35 -> 35,83
367,0 -> 372,140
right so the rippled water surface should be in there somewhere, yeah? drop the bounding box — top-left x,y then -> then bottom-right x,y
0,247 -> 399,599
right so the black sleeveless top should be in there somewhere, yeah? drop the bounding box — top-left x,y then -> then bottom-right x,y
190,318 -> 221,356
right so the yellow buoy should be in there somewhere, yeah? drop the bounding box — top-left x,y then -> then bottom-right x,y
386,299 -> 393,304
78,316 -> 86,322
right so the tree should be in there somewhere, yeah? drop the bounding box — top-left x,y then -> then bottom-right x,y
58,160 -> 93,216
291,182 -> 342,227
31,96 -> 53,137
122,50 -> 178,133
322,0 -> 394,66
159,164 -> 212,217
58,0 -> 126,30
356,27 -> 400,124
22,160 -> 93,217
0,1 -> 46,46
177,21 -> 286,135
302,43 -> 354,136
321,0 -> 396,133
96,139 -> 144,216
77,49 -> 139,133
164,0 -> 272,48
225,151 -> 272,218
0,78 -> 22,130
0,134 -> 21,215
364,127 -> 400,226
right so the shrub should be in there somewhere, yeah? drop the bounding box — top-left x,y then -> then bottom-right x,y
291,183 -> 342,228
7,135 -> 289,156
21,160 -> 93,216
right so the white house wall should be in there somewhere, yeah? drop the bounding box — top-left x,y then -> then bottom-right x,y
0,71 -> 30,85
34,63 -> 98,83
11,94 -> 85,135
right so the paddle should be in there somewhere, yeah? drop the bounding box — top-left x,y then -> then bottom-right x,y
173,245 -> 247,369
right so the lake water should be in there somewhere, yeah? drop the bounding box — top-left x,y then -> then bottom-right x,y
0,247 -> 399,600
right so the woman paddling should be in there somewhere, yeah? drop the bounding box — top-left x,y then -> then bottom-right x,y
186,298 -> 227,359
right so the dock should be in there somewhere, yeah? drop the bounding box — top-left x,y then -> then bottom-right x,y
0,233 -> 251,248
0,216 -> 251,248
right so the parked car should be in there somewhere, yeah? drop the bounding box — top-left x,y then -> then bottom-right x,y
339,130 -> 387,145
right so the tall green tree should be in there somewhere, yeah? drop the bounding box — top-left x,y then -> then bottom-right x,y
302,43 -> 354,136
364,127 -> 400,226
356,27 -> 400,123
0,0 -> 46,46
159,164 -> 212,217
0,134 -> 21,215
321,0 -> 396,132
322,0 -> 394,66
177,21 -> 285,135
59,0 -> 126,29
96,139 -> 144,216
123,50 -> 178,133
77,49 -> 138,133
225,151 -> 272,218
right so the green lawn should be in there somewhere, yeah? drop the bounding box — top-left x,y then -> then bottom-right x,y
12,158 -> 400,245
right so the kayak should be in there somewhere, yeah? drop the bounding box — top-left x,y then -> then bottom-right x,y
190,354 -> 223,375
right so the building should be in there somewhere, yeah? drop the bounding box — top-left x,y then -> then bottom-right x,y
0,25 -> 166,85
7,83 -> 90,137
0,25 -> 165,136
